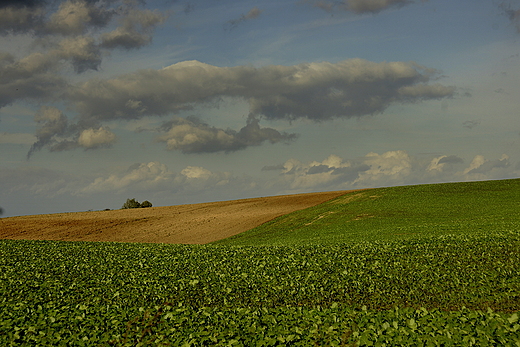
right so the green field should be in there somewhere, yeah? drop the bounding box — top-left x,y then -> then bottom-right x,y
214,178 -> 520,246
1,179 -> 519,346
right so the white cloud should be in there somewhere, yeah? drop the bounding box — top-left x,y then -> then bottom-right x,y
181,166 -> 212,179
78,127 -> 116,149
79,162 -> 174,194
157,115 -> 297,153
463,154 -> 510,179
267,151 -> 517,193
354,150 -> 412,185
78,162 -> 235,196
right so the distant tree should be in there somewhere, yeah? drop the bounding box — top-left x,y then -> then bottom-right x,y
0,207 -> 3,215
140,200 -> 153,208
122,198 -> 141,209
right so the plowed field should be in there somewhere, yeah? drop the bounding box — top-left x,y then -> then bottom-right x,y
0,190 -> 362,244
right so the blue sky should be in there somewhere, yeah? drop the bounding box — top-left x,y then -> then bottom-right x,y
1,0 -> 519,217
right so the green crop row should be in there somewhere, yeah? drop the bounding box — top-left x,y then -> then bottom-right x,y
1,230 -> 519,345
3,304 -> 519,346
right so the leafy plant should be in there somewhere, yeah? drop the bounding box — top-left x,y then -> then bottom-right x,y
1,178 -> 519,345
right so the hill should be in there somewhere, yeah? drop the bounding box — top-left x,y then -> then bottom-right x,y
0,190 -> 359,244
214,178 -> 520,245
1,179 -> 519,345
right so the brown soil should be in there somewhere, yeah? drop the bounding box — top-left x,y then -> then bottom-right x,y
0,190 -> 363,244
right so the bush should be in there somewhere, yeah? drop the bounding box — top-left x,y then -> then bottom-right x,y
122,198 -> 141,209
140,200 -> 153,208
121,199 -> 153,209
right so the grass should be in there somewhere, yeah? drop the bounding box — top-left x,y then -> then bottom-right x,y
1,178 -> 519,345
213,178 -> 520,245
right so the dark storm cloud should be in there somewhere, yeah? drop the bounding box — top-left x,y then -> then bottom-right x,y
157,115 -> 298,153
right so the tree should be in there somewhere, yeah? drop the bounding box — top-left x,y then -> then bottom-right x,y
122,198 -> 141,209
140,200 -> 153,208
121,198 -> 153,209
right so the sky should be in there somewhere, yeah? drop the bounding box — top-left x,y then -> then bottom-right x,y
1,0 -> 520,217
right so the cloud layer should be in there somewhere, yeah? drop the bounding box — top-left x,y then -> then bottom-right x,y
0,1 -> 456,158
18,57 -> 454,156
263,151 -> 515,193
69,59 -> 454,123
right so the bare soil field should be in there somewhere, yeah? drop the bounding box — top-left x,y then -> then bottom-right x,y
0,190 -> 362,244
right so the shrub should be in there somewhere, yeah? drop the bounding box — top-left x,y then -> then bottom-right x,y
121,199 -> 153,209
122,198 -> 141,209
140,200 -> 153,208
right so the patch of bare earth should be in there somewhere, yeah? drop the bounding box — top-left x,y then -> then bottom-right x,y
0,190 -> 364,244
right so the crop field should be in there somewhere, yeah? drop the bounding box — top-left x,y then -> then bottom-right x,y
1,178 -> 520,346
215,178 -> 520,246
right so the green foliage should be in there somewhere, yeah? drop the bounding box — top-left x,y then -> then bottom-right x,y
1,231 -> 519,345
1,179 -> 520,345
121,198 -> 152,209
140,200 -> 152,208
122,198 -> 141,209
215,178 -> 520,246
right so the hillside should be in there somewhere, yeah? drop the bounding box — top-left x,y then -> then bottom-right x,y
0,190 -> 360,244
1,179 -> 519,345
215,178 -> 520,245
